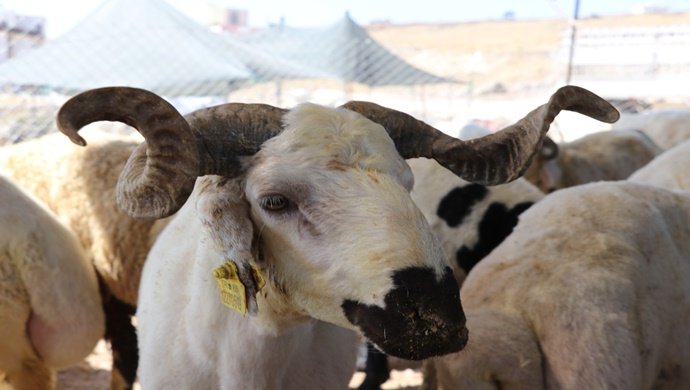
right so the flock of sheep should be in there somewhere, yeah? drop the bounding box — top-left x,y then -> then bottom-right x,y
1,84 -> 690,390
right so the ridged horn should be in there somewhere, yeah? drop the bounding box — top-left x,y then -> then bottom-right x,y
342,85 -> 619,185
183,102 -> 286,177
57,87 -> 286,219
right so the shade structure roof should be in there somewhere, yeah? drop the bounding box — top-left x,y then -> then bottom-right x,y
0,0 -> 325,96
238,13 -> 455,87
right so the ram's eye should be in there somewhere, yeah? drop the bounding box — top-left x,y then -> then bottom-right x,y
259,194 -> 288,211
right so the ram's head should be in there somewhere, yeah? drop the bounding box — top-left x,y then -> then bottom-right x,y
57,86 -> 618,360
523,136 -> 561,193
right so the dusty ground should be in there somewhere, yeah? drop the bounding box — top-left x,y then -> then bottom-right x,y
369,11 -> 690,90
56,341 -> 114,390
55,340 -> 421,390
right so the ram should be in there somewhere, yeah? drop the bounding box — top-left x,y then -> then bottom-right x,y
424,180 -> 690,389
56,85 -> 616,389
0,130 -> 170,389
0,174 -> 104,390
523,129 -> 661,193
357,159 -> 545,389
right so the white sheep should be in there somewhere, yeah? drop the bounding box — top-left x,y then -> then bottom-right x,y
612,109 -> 690,150
424,180 -> 690,389
0,174 -> 104,390
55,85 -> 617,389
628,139 -> 690,191
358,158 -> 545,389
0,130 -> 170,389
523,129 -> 662,193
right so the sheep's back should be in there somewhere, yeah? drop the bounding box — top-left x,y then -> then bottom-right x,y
629,139 -> 690,192
558,130 -> 662,188
613,110 -> 690,150
461,181 -> 690,387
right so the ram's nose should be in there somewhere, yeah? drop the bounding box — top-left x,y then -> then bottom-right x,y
341,266 -> 468,360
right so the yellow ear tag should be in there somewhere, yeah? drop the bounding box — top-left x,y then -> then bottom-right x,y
213,261 -> 265,315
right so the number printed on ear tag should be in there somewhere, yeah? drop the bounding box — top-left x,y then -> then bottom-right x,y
213,261 -> 248,314
213,261 -> 266,315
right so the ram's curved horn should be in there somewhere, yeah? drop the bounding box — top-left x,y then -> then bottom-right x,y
183,102 -> 286,176
342,85 -> 619,185
57,87 -> 285,219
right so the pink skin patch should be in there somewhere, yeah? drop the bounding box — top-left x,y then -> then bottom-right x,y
27,310 -> 52,360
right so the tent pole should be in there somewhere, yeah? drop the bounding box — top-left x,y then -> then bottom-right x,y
566,0 -> 581,84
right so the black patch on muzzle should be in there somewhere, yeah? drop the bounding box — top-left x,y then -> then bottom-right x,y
341,266 -> 467,360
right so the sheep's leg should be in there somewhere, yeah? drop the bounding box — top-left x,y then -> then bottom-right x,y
0,285 -> 53,390
106,297 -> 138,390
0,309 -> 57,390
0,372 -> 7,390
358,342 -> 390,390
99,279 -> 138,390
5,358 -> 54,390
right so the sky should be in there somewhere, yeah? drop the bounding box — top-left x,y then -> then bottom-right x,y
2,0 -> 690,38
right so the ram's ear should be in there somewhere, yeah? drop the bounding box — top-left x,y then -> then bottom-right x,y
196,176 -> 263,316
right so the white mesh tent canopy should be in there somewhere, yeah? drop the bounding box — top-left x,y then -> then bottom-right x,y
0,2 -> 455,144
237,12 -> 455,87
0,0 -> 324,97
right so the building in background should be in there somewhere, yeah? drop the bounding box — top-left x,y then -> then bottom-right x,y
562,25 -> 690,98
0,10 -> 44,62
202,7 -> 249,33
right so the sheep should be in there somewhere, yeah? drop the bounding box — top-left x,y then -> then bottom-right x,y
0,130 -> 170,389
0,174 -> 104,390
612,109 -> 690,150
423,180 -> 690,389
358,159 -> 545,389
408,159 -> 546,284
523,129 -> 662,193
628,139 -> 690,191
55,85 -> 618,389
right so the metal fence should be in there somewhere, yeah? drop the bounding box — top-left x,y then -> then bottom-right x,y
562,25 -> 690,98
5,1 -> 690,146
0,0 -> 461,145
